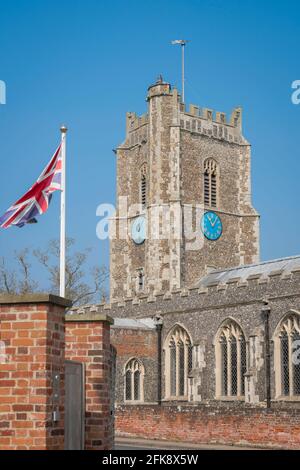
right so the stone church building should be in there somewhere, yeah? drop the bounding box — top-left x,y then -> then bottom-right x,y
72,77 -> 300,448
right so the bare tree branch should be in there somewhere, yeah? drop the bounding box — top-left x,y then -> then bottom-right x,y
0,239 -> 108,305
0,257 -> 17,294
15,249 -> 38,294
34,238 -> 108,305
0,251 -> 38,295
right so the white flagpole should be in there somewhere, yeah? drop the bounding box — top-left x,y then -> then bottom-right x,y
60,125 -> 67,298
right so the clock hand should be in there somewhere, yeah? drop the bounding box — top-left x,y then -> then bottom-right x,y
207,214 -> 217,227
211,217 -> 217,227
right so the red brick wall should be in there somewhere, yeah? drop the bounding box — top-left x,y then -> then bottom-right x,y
65,314 -> 114,450
111,328 -> 157,357
116,404 -> 300,449
0,295 -> 67,450
111,328 -> 158,403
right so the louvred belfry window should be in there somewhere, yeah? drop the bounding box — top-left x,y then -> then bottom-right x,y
140,163 -> 147,209
204,159 -> 218,208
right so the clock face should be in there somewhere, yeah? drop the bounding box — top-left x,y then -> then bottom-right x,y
201,211 -> 222,241
131,216 -> 146,245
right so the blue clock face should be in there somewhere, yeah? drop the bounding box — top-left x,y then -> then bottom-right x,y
201,211 -> 222,241
131,216 -> 146,245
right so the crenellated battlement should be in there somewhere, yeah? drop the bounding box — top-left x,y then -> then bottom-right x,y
179,102 -> 245,145
120,111 -> 149,149
121,82 -> 246,150
124,98 -> 242,134
181,103 -> 242,129
126,111 -> 149,133
68,263 -> 300,320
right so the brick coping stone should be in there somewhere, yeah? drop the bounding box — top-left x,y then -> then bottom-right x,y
0,293 -> 72,307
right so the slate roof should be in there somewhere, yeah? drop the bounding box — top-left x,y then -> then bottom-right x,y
195,255 -> 300,288
112,317 -> 156,330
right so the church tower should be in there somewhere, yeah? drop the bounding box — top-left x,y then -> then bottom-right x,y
110,77 -> 260,302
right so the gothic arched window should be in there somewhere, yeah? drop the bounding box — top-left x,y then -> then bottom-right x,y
215,320 -> 247,398
165,325 -> 193,399
124,358 -> 144,402
140,163 -> 147,209
273,313 -> 300,398
204,158 -> 218,208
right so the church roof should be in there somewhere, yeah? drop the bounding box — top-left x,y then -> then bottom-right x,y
112,317 -> 156,330
196,255 -> 300,288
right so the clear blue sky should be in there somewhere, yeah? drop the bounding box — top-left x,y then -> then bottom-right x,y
0,0 -> 299,290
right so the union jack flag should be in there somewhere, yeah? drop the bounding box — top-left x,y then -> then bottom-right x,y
0,145 -> 62,228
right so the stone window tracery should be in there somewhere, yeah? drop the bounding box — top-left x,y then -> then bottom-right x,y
165,325 -> 193,399
215,320 -> 247,398
274,313 -> 300,398
124,358 -> 144,402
